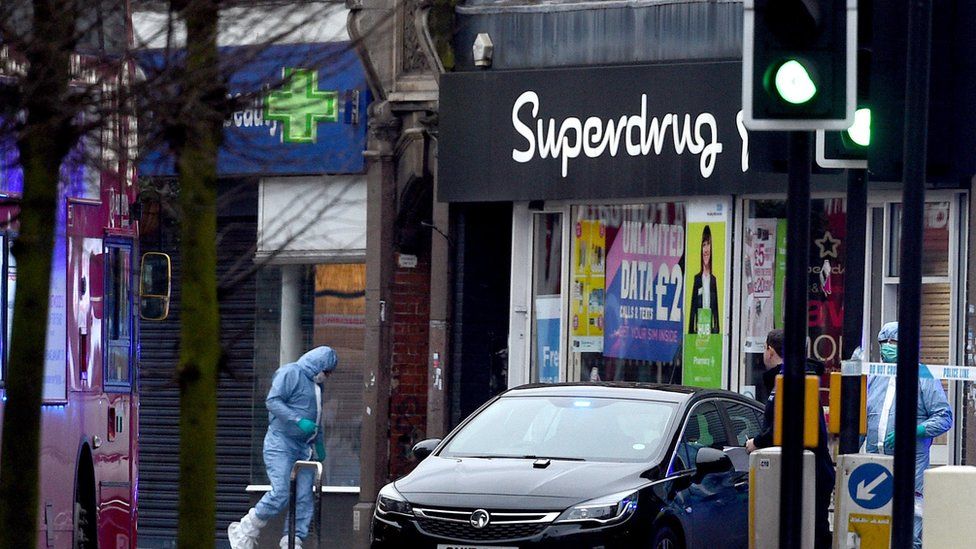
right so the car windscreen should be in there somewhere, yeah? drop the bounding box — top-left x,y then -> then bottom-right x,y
439,395 -> 677,463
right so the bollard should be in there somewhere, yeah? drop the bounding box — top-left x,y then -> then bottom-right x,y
288,460 -> 324,549
922,466 -> 976,548
748,447 -> 815,549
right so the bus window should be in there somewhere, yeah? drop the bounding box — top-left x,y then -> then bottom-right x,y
105,244 -> 132,385
0,236 -> 14,384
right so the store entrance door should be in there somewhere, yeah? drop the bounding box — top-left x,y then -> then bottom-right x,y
528,210 -> 566,385
865,195 -> 965,465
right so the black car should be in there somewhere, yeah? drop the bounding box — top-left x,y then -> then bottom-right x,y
371,382 -> 765,549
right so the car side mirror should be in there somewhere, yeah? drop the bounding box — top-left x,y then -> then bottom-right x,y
140,252 -> 171,320
694,447 -> 733,481
412,438 -> 442,461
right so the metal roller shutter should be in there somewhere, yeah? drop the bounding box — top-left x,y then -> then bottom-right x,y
138,202 -> 257,545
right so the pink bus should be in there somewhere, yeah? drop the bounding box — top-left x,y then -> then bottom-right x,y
0,51 -> 167,548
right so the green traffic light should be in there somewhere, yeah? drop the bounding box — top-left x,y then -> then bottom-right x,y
773,59 -> 818,105
845,108 -> 871,147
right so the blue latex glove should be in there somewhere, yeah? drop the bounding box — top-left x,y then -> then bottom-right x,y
315,440 -> 326,461
297,418 -> 317,436
885,425 -> 928,447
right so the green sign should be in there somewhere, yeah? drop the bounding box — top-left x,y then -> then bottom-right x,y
774,218 -> 787,329
264,68 -> 338,144
682,201 -> 728,389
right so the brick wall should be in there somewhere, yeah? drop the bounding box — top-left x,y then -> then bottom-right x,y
388,255 -> 431,479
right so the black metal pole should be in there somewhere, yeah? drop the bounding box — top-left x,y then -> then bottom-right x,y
780,130 -> 811,549
289,473 -> 298,549
840,168 -> 867,454
892,0 -> 932,546
316,478 -> 324,549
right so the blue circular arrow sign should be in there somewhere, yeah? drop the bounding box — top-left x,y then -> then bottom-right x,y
848,463 -> 894,510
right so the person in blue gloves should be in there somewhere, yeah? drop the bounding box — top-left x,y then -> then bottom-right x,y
865,322 -> 952,549
228,346 -> 338,549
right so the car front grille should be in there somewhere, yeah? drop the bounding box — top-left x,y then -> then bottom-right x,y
416,516 -> 548,541
413,507 -> 558,542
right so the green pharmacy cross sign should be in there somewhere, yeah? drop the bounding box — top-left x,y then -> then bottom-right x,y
264,68 -> 339,144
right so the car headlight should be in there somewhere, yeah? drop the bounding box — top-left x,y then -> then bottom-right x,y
376,483 -> 413,517
554,489 -> 639,525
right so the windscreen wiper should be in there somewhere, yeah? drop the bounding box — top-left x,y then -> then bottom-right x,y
519,455 -> 586,461
454,454 -> 586,461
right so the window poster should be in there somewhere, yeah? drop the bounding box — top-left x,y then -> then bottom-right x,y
742,218 -> 778,353
603,204 -> 686,362
683,200 -> 729,388
570,218 -> 605,353
774,218 -> 787,330
807,198 -> 846,370
535,295 -> 561,383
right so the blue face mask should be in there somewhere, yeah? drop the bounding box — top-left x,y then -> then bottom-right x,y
880,342 -> 898,363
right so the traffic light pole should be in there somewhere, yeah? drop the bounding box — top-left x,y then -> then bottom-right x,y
780,130 -> 811,549
892,0 -> 933,546
839,168 -> 867,455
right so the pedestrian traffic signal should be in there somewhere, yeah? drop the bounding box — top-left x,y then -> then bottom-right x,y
743,0 -> 857,131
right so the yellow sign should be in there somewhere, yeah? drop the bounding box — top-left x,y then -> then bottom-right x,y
848,513 -> 891,549
570,219 -> 605,352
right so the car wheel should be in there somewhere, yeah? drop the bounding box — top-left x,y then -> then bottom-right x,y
650,525 -> 682,549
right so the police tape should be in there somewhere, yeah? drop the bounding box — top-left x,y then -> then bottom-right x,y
841,360 -> 976,382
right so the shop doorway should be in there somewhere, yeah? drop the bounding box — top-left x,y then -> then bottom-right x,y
865,194 -> 966,465
529,210 -> 566,384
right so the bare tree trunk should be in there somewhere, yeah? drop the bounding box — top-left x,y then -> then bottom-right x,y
0,2 -> 77,547
173,0 -> 222,546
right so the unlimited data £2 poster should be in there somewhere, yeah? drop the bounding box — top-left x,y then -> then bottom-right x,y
570,218 -> 605,353
682,200 -> 729,388
603,204 -> 685,362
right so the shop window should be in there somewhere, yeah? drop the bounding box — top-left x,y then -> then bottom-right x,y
738,198 -> 847,403
104,244 -> 132,385
250,263 -> 366,488
530,212 -> 563,383
312,263 -> 365,487
882,202 -> 953,364
869,198 -> 961,464
888,202 -> 951,278
568,204 -> 686,384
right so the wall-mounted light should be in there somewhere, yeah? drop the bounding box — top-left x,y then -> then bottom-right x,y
473,33 -> 494,68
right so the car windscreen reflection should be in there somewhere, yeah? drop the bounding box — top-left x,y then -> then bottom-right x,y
439,396 -> 677,463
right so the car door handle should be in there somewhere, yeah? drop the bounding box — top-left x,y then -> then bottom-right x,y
734,480 -> 748,490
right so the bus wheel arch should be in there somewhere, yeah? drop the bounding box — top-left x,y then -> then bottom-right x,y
73,443 -> 98,549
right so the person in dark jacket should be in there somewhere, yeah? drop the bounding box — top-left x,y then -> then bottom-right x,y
746,329 -> 834,549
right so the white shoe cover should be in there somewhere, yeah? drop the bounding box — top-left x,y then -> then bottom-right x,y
279,535 -> 304,549
228,508 -> 265,549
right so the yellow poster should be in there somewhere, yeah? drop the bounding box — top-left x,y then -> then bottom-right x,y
571,219 -> 605,352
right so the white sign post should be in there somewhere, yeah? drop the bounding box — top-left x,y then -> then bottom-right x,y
835,454 -> 894,549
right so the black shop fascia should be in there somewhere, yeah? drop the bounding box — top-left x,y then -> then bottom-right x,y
438,60 -> 852,203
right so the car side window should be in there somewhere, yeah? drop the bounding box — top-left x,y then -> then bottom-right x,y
724,402 -> 763,446
673,401 -> 729,471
